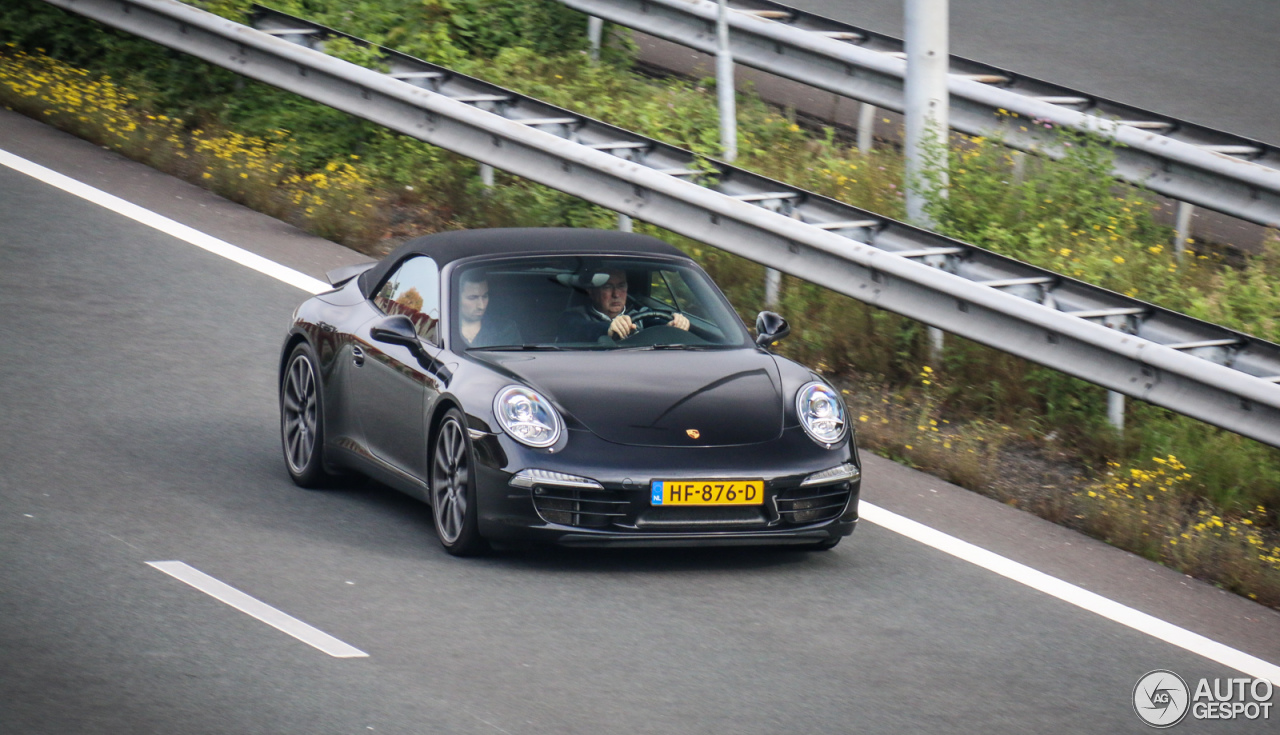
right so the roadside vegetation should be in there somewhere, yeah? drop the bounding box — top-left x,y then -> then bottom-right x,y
3,0 -> 1280,605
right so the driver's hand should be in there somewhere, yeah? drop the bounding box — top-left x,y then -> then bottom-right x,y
608,314 -> 637,339
668,313 -> 690,331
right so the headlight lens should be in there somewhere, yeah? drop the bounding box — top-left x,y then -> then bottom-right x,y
493,386 -> 562,448
796,382 -> 847,446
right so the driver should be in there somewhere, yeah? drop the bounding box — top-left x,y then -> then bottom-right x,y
557,268 -> 690,342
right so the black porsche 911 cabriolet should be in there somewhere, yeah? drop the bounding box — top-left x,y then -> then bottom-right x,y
280,228 -> 860,555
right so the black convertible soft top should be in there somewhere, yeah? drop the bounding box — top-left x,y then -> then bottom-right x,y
358,228 -> 687,297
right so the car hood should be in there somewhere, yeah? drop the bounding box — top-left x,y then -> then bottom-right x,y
476,349 -> 784,447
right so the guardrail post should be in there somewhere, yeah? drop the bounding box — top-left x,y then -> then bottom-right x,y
1174,201 -> 1194,263
716,0 -> 738,163
587,16 -> 603,63
857,103 -> 876,153
1108,390 -> 1126,433
764,267 -> 781,307
905,0 -> 951,364
617,213 -> 633,232
1011,150 -> 1027,183
479,162 -> 494,188
904,0 -> 950,224
764,211 -> 805,308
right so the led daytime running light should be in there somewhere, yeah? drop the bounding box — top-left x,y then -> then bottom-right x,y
801,463 -> 860,487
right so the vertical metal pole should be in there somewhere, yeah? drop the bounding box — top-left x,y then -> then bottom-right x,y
1108,390 -> 1125,433
857,102 -> 876,153
587,16 -> 603,63
904,0 -> 950,223
764,268 -> 781,308
716,0 -> 738,162
1174,201 -> 1194,262
617,213 -> 633,232
905,0 -> 950,363
765,210 -> 804,308
479,163 -> 494,188
1010,150 -> 1027,183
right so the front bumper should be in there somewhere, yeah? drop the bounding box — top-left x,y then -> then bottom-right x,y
470,425 -> 860,547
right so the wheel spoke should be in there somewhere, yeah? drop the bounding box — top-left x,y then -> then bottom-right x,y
296,431 -> 311,467
450,431 -> 464,467
452,491 -> 467,522
444,423 -> 459,466
446,508 -> 458,540
299,360 -> 313,396
447,498 -> 464,537
439,495 -> 454,536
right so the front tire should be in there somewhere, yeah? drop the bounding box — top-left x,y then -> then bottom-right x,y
430,409 -> 489,556
281,343 -> 332,488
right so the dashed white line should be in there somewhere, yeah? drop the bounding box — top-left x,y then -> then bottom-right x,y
3,146 -> 1278,683
147,561 -> 368,658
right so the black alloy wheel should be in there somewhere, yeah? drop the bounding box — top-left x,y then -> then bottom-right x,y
281,343 -> 330,488
430,409 -> 488,556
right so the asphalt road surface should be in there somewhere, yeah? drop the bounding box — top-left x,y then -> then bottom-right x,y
3,109 -> 1280,734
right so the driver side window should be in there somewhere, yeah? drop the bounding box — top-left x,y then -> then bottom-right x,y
374,256 -> 440,344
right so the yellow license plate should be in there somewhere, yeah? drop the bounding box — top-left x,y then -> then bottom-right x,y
650,480 -> 764,505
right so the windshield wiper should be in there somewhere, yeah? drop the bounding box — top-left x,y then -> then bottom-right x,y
468,344 -> 566,351
618,343 -> 708,351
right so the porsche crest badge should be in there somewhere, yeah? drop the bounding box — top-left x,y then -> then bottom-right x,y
686,429 -> 701,439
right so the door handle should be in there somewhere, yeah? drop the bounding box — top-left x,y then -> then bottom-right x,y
352,345 -> 365,367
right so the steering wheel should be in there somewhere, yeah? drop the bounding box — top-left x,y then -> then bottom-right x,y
626,308 -> 676,330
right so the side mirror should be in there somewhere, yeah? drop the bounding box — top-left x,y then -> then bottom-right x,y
370,314 -> 422,351
755,311 -> 790,347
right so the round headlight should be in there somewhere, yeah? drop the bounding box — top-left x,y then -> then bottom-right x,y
493,386 -> 563,448
796,382 -> 847,446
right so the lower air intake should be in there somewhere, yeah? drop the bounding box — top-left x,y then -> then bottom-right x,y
775,484 -> 851,524
532,487 -> 629,528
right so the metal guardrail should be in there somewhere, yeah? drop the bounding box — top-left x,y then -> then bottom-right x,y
38,0 -> 1280,447
561,0 -> 1280,229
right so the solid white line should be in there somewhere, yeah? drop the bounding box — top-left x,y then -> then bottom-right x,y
6,144 -> 1277,684
861,502 -> 1280,685
147,561 -> 368,658
0,148 -> 328,295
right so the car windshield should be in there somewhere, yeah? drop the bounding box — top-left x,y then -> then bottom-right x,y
451,255 -> 753,351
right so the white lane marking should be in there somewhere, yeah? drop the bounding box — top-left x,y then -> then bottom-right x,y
0,148 -> 328,295
147,561 -> 368,658
6,144 -> 1277,682
861,502 -> 1280,684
